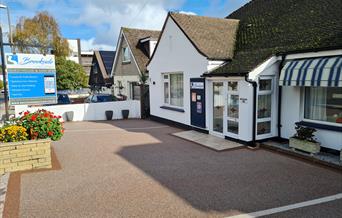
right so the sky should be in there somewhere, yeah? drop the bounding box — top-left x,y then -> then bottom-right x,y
0,0 -> 249,51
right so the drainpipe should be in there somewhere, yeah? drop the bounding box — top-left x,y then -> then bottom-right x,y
277,54 -> 286,140
244,74 -> 257,146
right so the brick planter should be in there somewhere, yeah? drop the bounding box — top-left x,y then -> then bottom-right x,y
0,139 -> 52,174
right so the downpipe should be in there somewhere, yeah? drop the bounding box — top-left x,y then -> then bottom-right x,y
244,74 -> 257,147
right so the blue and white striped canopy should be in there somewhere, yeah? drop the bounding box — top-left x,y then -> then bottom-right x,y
279,56 -> 342,87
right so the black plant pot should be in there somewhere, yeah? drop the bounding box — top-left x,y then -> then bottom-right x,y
105,110 -> 113,120
121,110 -> 129,119
65,111 -> 74,121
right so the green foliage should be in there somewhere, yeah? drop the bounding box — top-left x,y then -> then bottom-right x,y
14,110 -> 64,141
0,80 -> 3,90
293,125 -> 317,143
12,11 -> 70,57
56,57 -> 88,90
0,125 -> 28,142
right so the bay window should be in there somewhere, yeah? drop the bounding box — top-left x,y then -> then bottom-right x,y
304,87 -> 342,125
163,73 -> 184,107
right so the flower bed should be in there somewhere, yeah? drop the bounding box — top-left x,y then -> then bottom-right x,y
0,110 -> 64,174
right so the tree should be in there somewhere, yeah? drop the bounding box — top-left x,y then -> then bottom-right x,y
55,57 -> 88,90
12,11 -> 69,57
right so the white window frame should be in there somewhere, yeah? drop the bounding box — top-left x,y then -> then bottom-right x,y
256,77 -> 274,136
301,87 -> 342,127
122,47 -> 131,63
162,72 -> 184,109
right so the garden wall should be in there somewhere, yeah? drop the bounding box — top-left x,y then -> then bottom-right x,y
0,139 -> 51,174
14,100 -> 141,122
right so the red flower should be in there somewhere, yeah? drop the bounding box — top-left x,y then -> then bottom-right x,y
24,111 -> 29,116
48,131 -> 54,136
44,113 -> 49,117
31,115 -> 37,121
57,115 -> 62,119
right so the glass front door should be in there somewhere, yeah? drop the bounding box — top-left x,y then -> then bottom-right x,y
227,81 -> 239,135
213,82 -> 224,134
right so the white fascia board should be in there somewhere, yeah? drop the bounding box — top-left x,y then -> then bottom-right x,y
283,49 -> 342,60
111,28 -> 124,77
248,56 -> 278,81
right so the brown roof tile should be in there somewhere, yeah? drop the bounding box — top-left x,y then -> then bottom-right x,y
122,27 -> 160,73
169,12 -> 239,60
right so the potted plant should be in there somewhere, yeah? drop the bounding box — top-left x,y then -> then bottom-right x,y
65,111 -> 74,121
122,109 -> 129,119
289,124 -> 320,155
105,110 -> 113,120
0,110 -> 64,173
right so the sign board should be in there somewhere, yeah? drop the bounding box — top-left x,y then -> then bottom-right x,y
190,82 -> 204,89
5,53 -> 57,105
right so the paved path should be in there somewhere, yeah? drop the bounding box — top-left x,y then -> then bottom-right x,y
0,173 -> 9,217
8,120 -> 342,217
173,130 -> 244,151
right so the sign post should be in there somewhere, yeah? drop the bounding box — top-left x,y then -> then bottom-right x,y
5,53 -> 57,106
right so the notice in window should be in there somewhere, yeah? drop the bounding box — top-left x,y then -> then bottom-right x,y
44,76 -> 56,94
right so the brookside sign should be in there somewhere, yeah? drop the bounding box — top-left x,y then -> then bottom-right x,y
5,53 -> 57,105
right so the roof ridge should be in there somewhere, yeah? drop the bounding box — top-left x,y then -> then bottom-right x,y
169,11 -> 239,22
122,26 -> 161,32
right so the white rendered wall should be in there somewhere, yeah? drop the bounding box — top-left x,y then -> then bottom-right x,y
281,87 -> 342,151
15,100 -> 141,122
147,17 -> 208,126
113,75 -> 140,98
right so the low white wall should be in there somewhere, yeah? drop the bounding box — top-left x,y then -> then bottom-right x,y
15,100 -> 141,121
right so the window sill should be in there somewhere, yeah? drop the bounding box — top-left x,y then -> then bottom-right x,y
160,106 -> 185,113
296,121 -> 342,132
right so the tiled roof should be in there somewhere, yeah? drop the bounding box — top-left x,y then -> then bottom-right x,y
208,0 -> 342,75
122,27 -> 160,73
169,12 -> 239,60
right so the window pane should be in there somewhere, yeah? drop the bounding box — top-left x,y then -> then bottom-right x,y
170,74 -> 183,107
213,82 -> 224,133
164,82 -> 169,104
227,94 -> 239,118
123,47 -> 130,62
228,120 -> 239,134
304,87 -> 342,124
228,81 -> 238,91
257,121 -> 271,135
259,79 -> 272,91
258,94 -> 272,118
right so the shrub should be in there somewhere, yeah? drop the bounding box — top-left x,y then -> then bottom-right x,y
293,125 -> 317,143
0,125 -> 28,142
15,110 -> 64,141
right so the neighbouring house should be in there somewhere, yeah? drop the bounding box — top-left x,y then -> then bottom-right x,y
67,38 -> 81,64
111,27 -> 160,100
148,0 -> 342,152
89,50 -> 116,93
80,51 -> 94,76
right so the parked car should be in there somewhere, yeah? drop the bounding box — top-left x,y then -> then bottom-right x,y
57,94 -> 71,104
84,94 -> 116,103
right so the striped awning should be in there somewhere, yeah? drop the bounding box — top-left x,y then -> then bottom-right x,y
279,56 -> 342,87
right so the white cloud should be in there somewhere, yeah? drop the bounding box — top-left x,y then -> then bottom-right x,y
81,38 -> 115,51
178,11 -> 197,15
74,0 -> 174,50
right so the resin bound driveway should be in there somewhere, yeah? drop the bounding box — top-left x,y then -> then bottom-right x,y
6,120 -> 342,218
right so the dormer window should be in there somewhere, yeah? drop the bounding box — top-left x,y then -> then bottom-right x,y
122,47 -> 131,63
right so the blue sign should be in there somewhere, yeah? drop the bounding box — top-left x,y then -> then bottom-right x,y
5,53 -> 57,105
8,72 -> 57,105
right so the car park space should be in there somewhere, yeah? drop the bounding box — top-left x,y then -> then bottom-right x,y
4,120 -> 342,218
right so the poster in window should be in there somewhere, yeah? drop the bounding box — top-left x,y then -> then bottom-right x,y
197,102 -> 202,113
192,92 -> 196,102
44,76 -> 56,94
